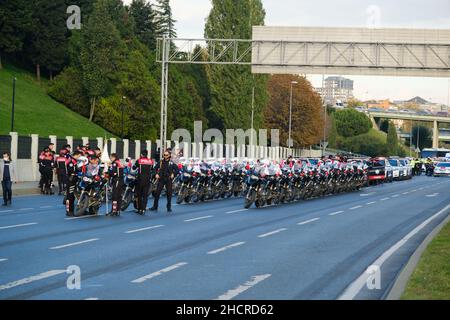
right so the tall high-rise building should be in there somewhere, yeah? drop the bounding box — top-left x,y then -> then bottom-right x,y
317,76 -> 354,104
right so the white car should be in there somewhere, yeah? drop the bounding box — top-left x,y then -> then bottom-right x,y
433,162 -> 450,176
388,159 -> 401,180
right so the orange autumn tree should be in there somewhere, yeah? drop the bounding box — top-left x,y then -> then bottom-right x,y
264,74 -> 324,148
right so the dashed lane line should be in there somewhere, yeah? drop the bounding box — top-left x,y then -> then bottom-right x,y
125,225 -> 164,234
258,228 -> 287,238
226,209 -> 249,214
329,211 -> 345,216
184,215 -> 213,222
0,269 -> 66,291
208,242 -> 246,255
215,274 -> 271,300
131,262 -> 188,284
0,222 -> 37,230
49,238 -> 99,250
349,205 -> 363,210
297,218 -> 320,226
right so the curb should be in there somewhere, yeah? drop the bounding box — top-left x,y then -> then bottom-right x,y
386,211 -> 450,300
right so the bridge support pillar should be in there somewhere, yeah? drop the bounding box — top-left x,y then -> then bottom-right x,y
433,120 -> 439,149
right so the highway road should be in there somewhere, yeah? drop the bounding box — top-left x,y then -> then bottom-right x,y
0,176 -> 449,300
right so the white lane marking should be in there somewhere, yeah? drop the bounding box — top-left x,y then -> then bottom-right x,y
0,222 -> 37,230
184,215 -> 213,222
226,209 -> 249,214
208,242 -> 246,255
125,225 -> 164,234
0,210 -> 14,213
39,206 -> 53,209
0,258 -> 8,262
85,297 -> 99,300
65,215 -> 99,220
426,193 -> 439,198
258,228 -> 287,238
216,274 -> 271,300
401,192 -> 409,195
411,189 -> 418,192
298,218 -> 320,225
366,201 -> 377,205
329,211 -> 345,216
131,262 -> 188,284
360,192 -> 375,197
50,238 -> 99,250
0,269 -> 66,291
380,197 -> 390,201
392,194 -> 400,197
349,205 -> 363,210
18,208 -> 34,211
339,203 -> 450,300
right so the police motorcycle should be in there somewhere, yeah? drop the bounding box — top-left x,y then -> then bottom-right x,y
176,160 -> 197,204
74,160 -> 108,217
121,158 -> 138,211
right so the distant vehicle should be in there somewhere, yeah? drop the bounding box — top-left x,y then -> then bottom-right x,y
436,112 -> 449,117
367,158 -> 393,184
399,159 -> 413,179
388,158 -> 402,181
433,162 -> 450,176
421,148 -> 450,159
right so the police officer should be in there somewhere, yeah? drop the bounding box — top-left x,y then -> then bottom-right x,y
150,150 -> 178,213
107,153 -> 124,217
133,150 -> 153,215
65,151 -> 82,216
55,149 -> 69,195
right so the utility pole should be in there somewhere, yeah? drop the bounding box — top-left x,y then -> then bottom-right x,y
11,77 -> 16,132
121,96 -> 126,140
250,86 -> 255,158
288,81 -> 298,154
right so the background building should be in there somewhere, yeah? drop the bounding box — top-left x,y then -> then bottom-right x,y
316,76 -> 354,105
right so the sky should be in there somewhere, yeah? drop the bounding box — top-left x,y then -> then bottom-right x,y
124,0 -> 450,105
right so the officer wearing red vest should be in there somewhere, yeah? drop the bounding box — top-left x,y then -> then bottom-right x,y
107,153 -> 125,217
133,150 -> 153,215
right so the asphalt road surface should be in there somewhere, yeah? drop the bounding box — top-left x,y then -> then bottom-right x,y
0,176 -> 449,300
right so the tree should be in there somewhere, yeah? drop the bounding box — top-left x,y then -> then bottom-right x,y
334,109 -> 372,138
379,119 -> 390,133
25,0 -> 68,81
204,0 -> 269,131
386,121 -> 399,156
129,0 -> 158,50
412,125 -> 432,150
347,98 -> 363,109
0,0 -> 32,69
155,0 -> 176,38
264,75 -> 324,148
328,114 -> 338,148
79,0 -> 125,121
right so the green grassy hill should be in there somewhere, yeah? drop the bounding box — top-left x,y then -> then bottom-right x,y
0,64 -> 112,138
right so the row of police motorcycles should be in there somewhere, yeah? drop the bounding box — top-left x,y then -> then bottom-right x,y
72,158 -> 368,216
174,159 -> 368,209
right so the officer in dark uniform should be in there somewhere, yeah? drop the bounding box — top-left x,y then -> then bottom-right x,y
133,150 -> 153,215
107,153 -> 124,217
65,151 -> 82,216
150,150 -> 179,213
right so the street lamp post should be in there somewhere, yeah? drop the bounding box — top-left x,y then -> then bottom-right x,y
288,81 -> 298,153
10,77 -> 16,132
121,96 -> 126,140
250,86 -> 255,158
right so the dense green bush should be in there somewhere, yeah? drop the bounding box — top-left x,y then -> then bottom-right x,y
334,109 -> 372,138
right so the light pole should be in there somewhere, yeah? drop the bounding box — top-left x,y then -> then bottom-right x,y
250,86 -> 255,158
11,77 -> 16,132
410,119 -> 413,157
288,81 -> 298,153
121,96 -> 126,140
